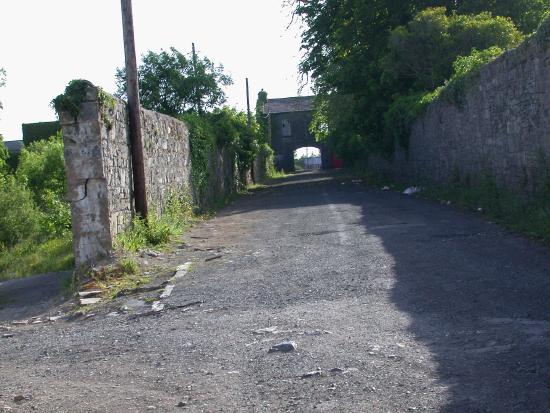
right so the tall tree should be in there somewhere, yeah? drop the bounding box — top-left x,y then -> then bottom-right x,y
291,0 -> 544,162
116,47 -> 232,117
255,89 -> 268,143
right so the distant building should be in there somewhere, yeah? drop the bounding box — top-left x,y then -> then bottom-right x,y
4,140 -> 24,156
303,156 -> 322,170
4,140 -> 24,169
264,96 -> 333,172
21,121 -> 60,145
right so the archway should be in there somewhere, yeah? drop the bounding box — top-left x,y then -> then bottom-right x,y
294,146 -> 321,171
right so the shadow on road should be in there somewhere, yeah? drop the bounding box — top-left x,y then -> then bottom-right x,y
0,271 -> 72,322
227,170 -> 550,411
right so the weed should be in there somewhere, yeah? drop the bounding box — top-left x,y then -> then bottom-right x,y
115,193 -> 195,252
90,258 -> 150,300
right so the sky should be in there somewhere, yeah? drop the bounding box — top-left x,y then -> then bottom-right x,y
0,0 -> 312,141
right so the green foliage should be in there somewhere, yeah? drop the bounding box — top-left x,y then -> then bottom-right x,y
181,112 -> 216,202
0,133 -> 74,278
0,235 -> 73,281
115,47 -> 232,117
183,107 -> 262,200
17,133 -> 66,203
116,193 -> 194,252
456,0 -> 550,34
89,257 -> 149,301
118,257 -> 140,276
292,0 -> 542,164
422,172 -> 550,242
0,174 -> 43,248
383,91 -> 439,152
51,79 -> 95,119
255,89 -> 269,144
383,8 -> 522,92
16,133 -> 71,235
438,46 -> 505,106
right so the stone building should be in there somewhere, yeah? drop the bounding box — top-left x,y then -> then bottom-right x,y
264,96 -> 332,172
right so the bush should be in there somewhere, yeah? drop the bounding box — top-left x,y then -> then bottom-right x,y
383,7 -> 522,93
0,175 -> 43,248
16,133 -> 71,235
16,133 -> 66,204
181,112 -> 216,203
439,46 -> 505,106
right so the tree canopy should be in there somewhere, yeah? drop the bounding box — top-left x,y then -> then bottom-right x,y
291,0 -> 549,163
116,47 -> 232,117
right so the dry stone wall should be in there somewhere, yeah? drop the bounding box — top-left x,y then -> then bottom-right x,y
60,86 -> 200,267
375,26 -> 550,195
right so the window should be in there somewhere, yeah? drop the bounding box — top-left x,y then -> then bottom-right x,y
282,119 -> 291,137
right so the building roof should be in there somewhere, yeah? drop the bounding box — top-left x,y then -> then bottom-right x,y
264,96 -> 315,114
4,140 -> 24,154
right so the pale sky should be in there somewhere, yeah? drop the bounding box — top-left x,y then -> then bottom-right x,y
0,0 -> 311,140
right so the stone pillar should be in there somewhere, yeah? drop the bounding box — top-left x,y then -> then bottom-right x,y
59,87 -> 114,268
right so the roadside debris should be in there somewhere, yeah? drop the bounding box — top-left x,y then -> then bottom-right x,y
11,320 -> 29,325
151,301 -> 165,312
253,326 -> 279,335
205,255 -> 222,262
78,290 -> 102,298
128,300 -> 204,320
403,186 -> 422,195
79,297 -> 102,306
2,333 -> 14,338
140,249 -> 161,258
160,284 -> 175,299
302,330 -> 332,336
268,341 -> 297,353
301,369 -> 323,379
382,186 -> 390,191
172,262 -> 192,281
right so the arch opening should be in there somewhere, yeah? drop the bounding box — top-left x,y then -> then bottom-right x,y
294,146 -> 322,171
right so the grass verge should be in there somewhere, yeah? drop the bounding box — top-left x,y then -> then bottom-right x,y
422,182 -> 550,242
355,166 -> 550,244
0,235 -> 74,281
90,258 -> 150,300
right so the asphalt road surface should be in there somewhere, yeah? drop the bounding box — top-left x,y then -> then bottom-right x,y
2,171 -> 550,412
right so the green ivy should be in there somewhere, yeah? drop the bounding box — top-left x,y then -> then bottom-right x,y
52,79 -> 116,126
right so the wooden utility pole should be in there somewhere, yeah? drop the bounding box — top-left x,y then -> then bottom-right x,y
192,43 -> 202,114
121,0 -> 148,219
246,78 -> 251,128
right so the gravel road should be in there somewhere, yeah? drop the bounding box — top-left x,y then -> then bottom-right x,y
1,171 -> 550,412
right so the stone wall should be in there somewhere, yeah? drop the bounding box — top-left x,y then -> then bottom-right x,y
60,86 -> 194,267
374,25 -> 550,195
